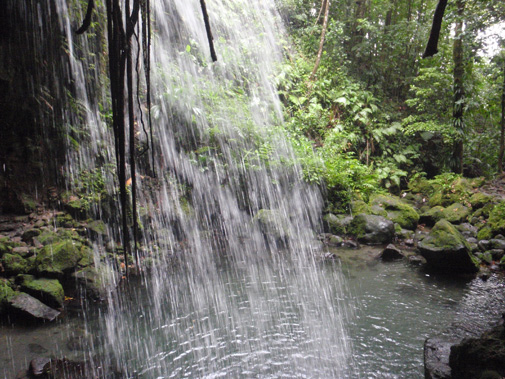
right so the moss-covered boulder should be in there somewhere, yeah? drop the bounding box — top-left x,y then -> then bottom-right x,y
64,197 -> 89,220
480,201 -> 505,240
418,219 -> 479,274
350,200 -> 372,215
323,213 -> 352,235
1,253 -> 31,275
0,278 -> 16,314
420,206 -> 445,226
469,192 -> 494,210
370,194 -> 419,230
19,275 -> 64,308
442,203 -> 470,224
35,240 -> 89,277
349,214 -> 395,245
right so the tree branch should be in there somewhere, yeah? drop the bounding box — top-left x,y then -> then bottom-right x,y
75,0 -> 94,35
200,0 -> 217,62
423,0 -> 448,58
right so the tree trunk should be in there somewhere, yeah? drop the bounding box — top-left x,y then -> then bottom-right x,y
452,0 -> 465,174
309,0 -> 330,80
499,58 -> 505,172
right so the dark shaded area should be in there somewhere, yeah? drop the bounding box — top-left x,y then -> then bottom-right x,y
0,1 -> 68,214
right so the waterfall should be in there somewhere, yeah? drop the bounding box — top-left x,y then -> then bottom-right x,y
29,0 -> 355,376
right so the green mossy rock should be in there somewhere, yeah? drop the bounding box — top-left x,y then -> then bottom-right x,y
19,275 -> 64,308
55,213 -> 78,228
349,214 -> 395,245
350,200 -> 372,215
420,206 -> 445,226
408,176 -> 434,195
35,240 -> 87,276
370,194 -> 419,230
37,229 -> 62,246
442,203 -> 470,224
323,213 -> 352,235
1,253 -> 31,275
469,192 -> 494,209
418,220 -> 478,274
0,278 -> 16,314
484,202 -> 505,239
64,198 -> 89,220
428,192 -> 445,207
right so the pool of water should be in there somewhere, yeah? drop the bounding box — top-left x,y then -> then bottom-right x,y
2,247 -> 504,378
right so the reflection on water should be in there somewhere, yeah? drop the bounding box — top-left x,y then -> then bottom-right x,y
2,251 -> 504,379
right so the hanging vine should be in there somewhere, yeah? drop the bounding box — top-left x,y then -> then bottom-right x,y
75,0 -> 218,276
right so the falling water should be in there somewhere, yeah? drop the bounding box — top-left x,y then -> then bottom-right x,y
9,0 -> 355,377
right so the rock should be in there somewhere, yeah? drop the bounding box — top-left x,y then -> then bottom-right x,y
8,292 -> 60,321
30,358 -> 88,378
397,228 -> 414,240
19,275 -> 64,308
449,324 -> 505,379
469,192 -> 494,209
408,255 -> 427,266
457,223 -> 478,239
21,228 -> 40,243
342,239 -> 360,249
254,209 -> 291,245
489,239 -> 505,250
487,249 -> 505,261
1,253 -> 31,275
86,220 -> 108,240
327,235 -> 344,247
350,200 -> 372,215
30,357 -> 51,376
11,246 -> 33,258
478,201 -> 505,240
72,265 -> 117,301
370,194 -> 420,230
442,203 -> 470,224
418,219 -> 479,274
323,213 -> 352,235
478,240 -> 491,251
349,214 -> 395,245
420,206 -> 445,226
0,278 -> 16,314
35,240 -> 88,277
424,338 -> 454,379
380,244 -> 404,261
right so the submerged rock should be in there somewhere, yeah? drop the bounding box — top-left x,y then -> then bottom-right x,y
380,244 -> 404,261
8,292 -> 60,321
418,220 -> 479,274
424,337 -> 454,379
349,214 -> 395,245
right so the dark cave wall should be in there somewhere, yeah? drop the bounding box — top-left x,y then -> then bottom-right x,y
0,1 -> 83,214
